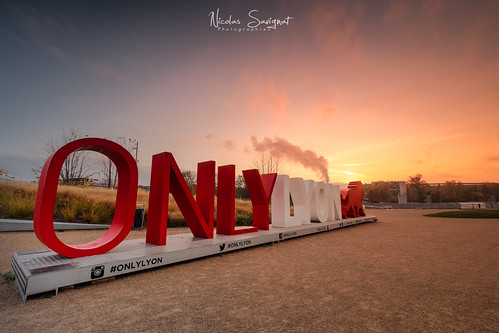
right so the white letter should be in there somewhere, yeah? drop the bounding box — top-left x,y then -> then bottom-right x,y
327,184 -> 342,221
310,182 -> 329,222
271,176 -> 314,227
290,178 -> 313,225
271,175 -> 291,227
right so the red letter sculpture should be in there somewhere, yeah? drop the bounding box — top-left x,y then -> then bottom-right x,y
340,181 -> 366,219
243,169 -> 277,230
146,153 -> 215,245
33,138 -> 138,258
216,165 -> 258,235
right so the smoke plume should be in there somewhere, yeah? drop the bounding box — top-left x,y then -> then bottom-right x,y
251,135 -> 330,183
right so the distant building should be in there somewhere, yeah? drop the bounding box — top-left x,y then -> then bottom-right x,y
0,169 -> 20,182
63,177 -> 100,187
398,181 -> 407,204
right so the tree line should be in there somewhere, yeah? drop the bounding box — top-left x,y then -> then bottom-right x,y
365,174 -> 498,203
182,171 -> 250,199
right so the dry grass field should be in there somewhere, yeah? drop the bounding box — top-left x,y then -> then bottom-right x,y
1,209 -> 498,332
0,181 -> 254,224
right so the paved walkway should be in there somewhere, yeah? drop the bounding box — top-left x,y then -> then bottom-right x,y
0,219 -> 110,231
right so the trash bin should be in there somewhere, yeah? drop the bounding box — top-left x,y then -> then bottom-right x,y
133,205 -> 145,228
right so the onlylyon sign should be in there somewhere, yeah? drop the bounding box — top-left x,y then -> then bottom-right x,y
13,138 -> 373,301
33,138 -> 366,259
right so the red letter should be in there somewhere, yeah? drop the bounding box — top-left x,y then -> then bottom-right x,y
216,165 -> 258,235
243,170 -> 277,230
340,181 -> 366,219
146,153 -> 215,245
33,138 -> 138,258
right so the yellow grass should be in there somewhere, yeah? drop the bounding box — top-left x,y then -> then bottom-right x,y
1,181 -> 39,194
0,181 -> 254,223
0,181 -> 148,207
235,198 -> 253,214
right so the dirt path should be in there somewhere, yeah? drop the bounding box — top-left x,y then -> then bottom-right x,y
1,210 -> 498,332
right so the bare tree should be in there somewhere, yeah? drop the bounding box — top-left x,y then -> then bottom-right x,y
32,128 -> 91,184
235,175 -> 249,199
182,170 -> 197,194
100,156 -> 116,189
252,151 -> 282,174
99,137 -> 138,188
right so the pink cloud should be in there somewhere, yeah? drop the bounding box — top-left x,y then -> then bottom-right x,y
242,70 -> 289,116
314,87 -> 342,120
317,100 -> 338,120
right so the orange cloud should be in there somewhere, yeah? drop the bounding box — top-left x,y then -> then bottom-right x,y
242,69 -> 288,116
317,100 -> 338,120
314,87 -> 342,120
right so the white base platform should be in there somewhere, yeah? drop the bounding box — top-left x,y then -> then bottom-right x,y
11,216 -> 377,302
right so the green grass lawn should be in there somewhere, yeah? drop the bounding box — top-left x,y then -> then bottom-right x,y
425,210 -> 499,219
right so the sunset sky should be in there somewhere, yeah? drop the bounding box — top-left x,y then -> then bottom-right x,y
1,0 -> 498,185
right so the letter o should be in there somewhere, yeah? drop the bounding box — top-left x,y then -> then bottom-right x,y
310,182 -> 329,222
33,138 -> 138,258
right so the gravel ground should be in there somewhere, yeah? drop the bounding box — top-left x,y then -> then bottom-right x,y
1,209 -> 498,332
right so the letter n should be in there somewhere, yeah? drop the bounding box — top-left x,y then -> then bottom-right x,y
146,153 -> 215,245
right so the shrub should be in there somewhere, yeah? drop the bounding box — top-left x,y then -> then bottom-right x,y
61,204 -> 78,222
93,203 -> 114,223
235,212 -> 253,226
4,195 -> 35,219
82,208 -> 100,223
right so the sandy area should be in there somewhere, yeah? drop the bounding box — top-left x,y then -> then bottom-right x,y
1,209 -> 498,332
